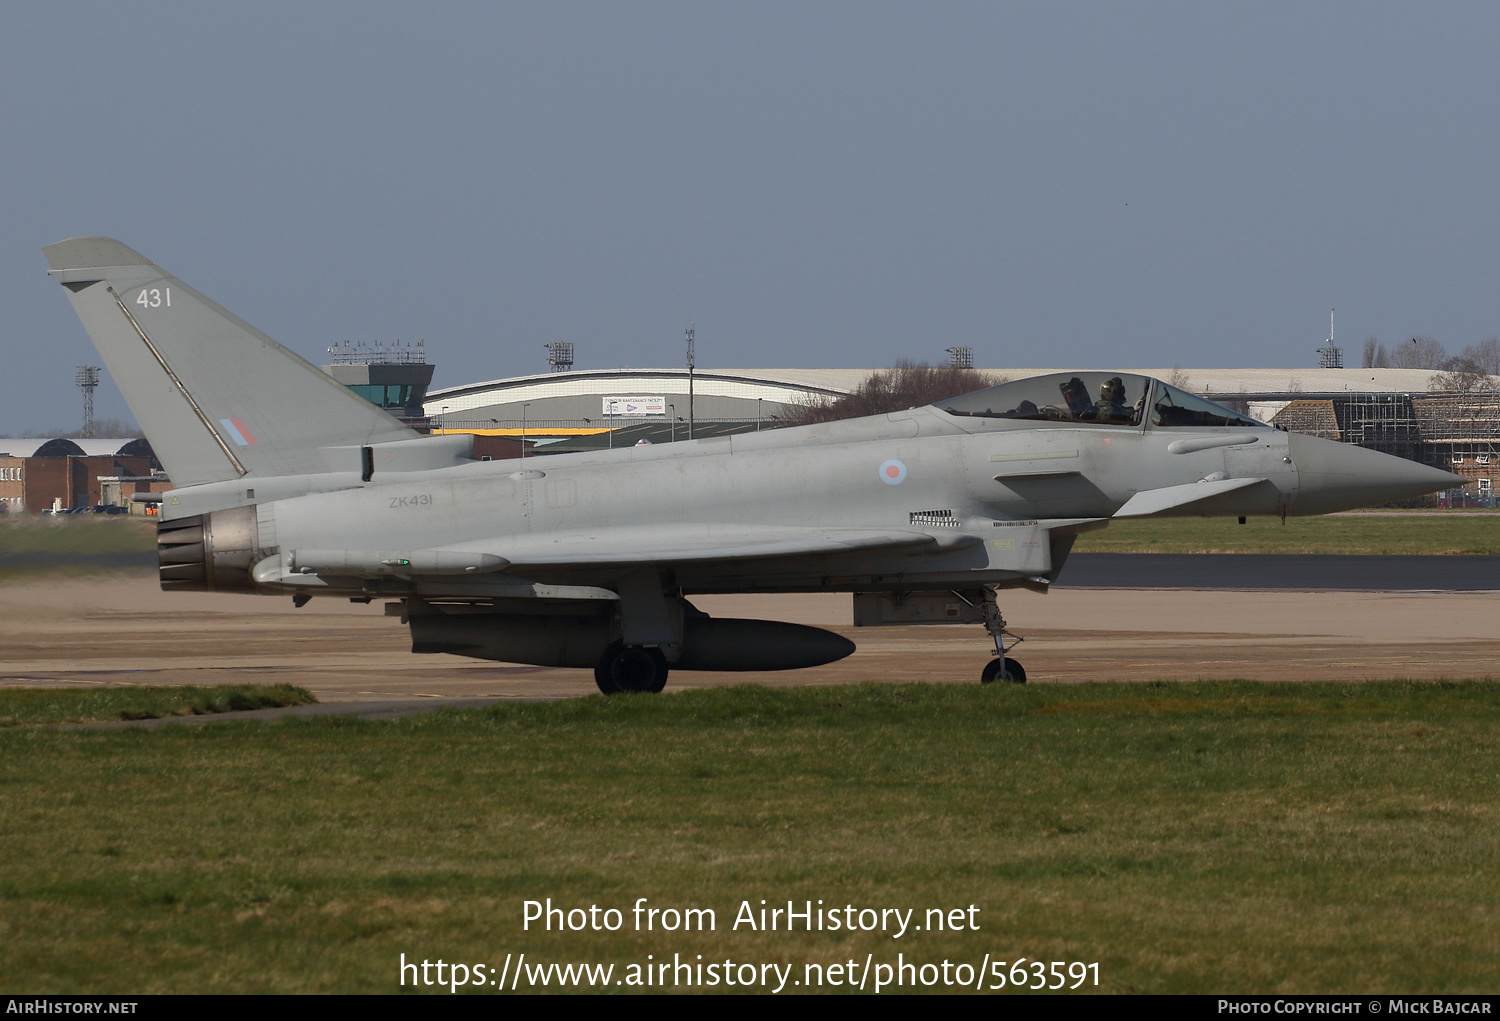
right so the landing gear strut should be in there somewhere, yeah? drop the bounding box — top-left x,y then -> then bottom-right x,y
979,587 -> 1026,684
594,640 -> 669,695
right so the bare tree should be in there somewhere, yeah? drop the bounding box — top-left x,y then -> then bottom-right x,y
1388,336 -> 1448,369
1428,356 -> 1499,393
1363,337 -> 1392,368
781,362 -> 1007,426
1166,366 -> 1191,389
1461,337 -> 1500,377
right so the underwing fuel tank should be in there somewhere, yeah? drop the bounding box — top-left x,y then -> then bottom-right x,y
675,618 -> 857,671
409,610 -> 855,672
1287,432 -> 1466,515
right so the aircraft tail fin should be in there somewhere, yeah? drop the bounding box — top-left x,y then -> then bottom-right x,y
43,237 -> 418,486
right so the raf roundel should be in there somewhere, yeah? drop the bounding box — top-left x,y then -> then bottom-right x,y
878,459 -> 907,485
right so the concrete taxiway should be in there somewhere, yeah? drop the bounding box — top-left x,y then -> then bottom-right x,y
1,569 -> 1494,711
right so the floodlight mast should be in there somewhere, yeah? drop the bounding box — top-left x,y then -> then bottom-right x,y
545,341 -> 574,373
75,365 -> 100,438
946,346 -> 974,369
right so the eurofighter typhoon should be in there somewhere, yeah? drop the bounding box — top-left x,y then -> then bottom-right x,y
43,238 -> 1465,693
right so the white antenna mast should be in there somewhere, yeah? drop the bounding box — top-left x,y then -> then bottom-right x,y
1317,308 -> 1343,369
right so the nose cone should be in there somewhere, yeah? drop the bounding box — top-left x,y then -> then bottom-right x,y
1288,432 -> 1467,515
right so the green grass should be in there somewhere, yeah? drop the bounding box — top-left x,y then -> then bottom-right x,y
2,681 -> 1499,994
0,515 -> 155,555
1073,511 -> 1500,555
0,516 -> 156,580
0,685 -> 317,727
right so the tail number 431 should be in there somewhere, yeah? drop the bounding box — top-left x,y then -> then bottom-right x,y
136,288 -> 171,308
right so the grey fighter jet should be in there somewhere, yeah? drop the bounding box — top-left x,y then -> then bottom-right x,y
43,238 -> 1465,693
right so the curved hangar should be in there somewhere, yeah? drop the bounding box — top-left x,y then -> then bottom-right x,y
423,368 -> 859,436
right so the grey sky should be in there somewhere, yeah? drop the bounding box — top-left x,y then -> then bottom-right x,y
4,2 -> 1498,434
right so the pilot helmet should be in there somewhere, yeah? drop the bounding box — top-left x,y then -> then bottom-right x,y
1100,377 -> 1125,402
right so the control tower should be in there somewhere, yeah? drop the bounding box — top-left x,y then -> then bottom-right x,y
321,340 -> 436,428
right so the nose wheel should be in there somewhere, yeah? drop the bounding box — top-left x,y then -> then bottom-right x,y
979,587 -> 1026,684
981,657 -> 1027,684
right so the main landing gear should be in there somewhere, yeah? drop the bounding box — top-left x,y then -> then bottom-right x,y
979,588 -> 1026,685
594,640 -> 669,695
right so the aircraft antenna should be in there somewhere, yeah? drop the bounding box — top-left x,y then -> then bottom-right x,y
75,365 -> 100,438
685,324 -> 695,440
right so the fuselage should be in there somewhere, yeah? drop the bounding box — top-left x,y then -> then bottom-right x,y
158,371 -> 1461,601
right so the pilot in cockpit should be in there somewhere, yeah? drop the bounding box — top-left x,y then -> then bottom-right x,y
1092,376 -> 1132,423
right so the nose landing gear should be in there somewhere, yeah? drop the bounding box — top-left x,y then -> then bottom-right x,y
979,588 -> 1026,685
981,656 -> 1027,684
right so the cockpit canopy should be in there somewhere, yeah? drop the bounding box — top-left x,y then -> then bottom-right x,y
934,372 -> 1263,429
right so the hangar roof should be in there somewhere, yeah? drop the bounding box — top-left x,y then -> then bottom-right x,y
425,368 -> 862,416
0,438 -> 143,458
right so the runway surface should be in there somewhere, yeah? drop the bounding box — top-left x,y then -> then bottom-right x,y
2,569 -> 1494,714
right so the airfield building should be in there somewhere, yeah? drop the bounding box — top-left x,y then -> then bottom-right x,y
320,340 -> 435,429
421,368 -> 862,450
0,438 -> 162,513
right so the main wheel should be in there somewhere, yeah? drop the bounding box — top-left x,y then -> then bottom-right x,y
980,658 -> 1027,684
594,642 -> 669,695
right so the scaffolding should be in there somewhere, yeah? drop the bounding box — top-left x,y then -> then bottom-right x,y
1413,395 -> 1500,460
1268,391 -> 1499,472
1332,393 -> 1423,462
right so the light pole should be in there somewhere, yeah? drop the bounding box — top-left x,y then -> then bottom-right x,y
668,404 -> 675,443
757,398 -> 762,432
521,403 -> 530,458
440,405 -> 449,433
685,324 -> 695,440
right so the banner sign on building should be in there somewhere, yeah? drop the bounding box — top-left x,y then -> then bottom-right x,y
602,396 -> 667,417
